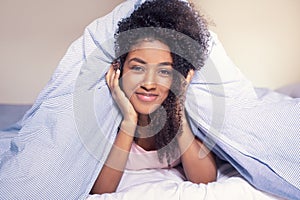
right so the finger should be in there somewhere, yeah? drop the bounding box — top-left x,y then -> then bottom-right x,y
107,65 -> 116,89
185,70 -> 194,85
113,69 -> 121,89
110,68 -> 117,89
106,65 -> 114,87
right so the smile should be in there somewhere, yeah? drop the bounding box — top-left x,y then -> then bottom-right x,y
135,92 -> 158,102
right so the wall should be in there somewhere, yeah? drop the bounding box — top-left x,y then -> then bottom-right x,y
1,0 -> 299,104
0,0 -> 123,104
195,0 -> 300,89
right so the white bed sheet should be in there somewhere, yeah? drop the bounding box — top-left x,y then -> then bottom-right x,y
87,162 -> 283,200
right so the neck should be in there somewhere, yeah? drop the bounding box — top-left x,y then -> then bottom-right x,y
135,114 -> 156,151
136,114 -> 152,139
137,114 -> 150,127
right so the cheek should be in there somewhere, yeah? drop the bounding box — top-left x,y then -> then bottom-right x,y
159,81 -> 172,101
157,77 -> 173,91
120,74 -> 140,97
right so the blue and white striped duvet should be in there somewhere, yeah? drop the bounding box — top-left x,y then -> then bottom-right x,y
0,0 -> 299,199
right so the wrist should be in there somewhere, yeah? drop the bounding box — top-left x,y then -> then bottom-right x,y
124,112 -> 138,124
120,119 -> 137,137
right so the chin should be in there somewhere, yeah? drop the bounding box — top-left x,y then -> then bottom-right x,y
135,105 -> 162,115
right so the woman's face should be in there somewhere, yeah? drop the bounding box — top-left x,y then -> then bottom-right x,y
121,40 -> 173,115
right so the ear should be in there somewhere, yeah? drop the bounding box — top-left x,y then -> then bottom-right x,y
186,69 -> 194,84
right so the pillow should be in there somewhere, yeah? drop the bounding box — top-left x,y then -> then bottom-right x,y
276,82 -> 300,98
0,0 -> 299,199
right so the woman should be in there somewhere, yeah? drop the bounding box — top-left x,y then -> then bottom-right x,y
91,0 -> 216,194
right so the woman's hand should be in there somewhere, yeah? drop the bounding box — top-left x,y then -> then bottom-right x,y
184,70 -> 195,89
106,64 -> 138,134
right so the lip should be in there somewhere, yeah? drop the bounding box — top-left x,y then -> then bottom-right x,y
135,92 -> 158,102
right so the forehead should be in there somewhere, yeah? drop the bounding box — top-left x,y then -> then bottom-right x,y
131,39 -> 170,51
127,40 -> 173,64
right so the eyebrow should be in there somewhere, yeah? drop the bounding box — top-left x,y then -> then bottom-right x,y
128,57 -> 147,64
128,57 -> 173,67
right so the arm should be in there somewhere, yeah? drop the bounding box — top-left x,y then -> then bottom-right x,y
177,112 -> 217,184
91,65 -> 138,194
177,70 -> 217,184
90,120 -> 136,194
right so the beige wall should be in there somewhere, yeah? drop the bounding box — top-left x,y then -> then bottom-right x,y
0,0 -> 123,104
1,0 -> 299,104
195,0 -> 300,89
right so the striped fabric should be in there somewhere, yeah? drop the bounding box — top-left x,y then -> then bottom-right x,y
0,0 -> 299,199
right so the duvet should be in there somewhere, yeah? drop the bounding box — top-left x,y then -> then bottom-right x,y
0,0 -> 299,199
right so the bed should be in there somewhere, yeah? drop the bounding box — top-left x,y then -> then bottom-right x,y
89,85 -> 298,200
0,104 -> 31,130
1,83 -> 298,131
0,86 -> 298,200
0,0 -> 299,199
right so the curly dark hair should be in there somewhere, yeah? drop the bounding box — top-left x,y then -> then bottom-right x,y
114,0 -> 210,164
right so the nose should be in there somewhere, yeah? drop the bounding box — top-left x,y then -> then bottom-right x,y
141,70 -> 157,91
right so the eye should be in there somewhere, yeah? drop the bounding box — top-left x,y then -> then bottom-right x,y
158,69 -> 173,77
130,65 -> 145,72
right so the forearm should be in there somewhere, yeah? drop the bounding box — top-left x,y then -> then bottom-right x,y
177,118 -> 217,184
91,120 -> 136,194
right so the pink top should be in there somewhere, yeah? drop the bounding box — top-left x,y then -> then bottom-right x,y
125,142 -> 181,170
